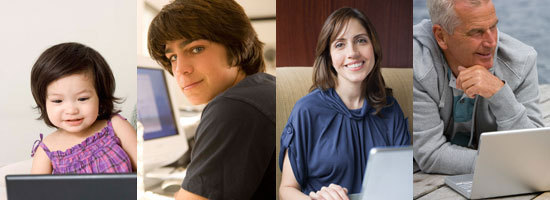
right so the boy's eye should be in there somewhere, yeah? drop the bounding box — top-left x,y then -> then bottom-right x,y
78,97 -> 90,101
191,46 -> 204,54
169,55 -> 177,62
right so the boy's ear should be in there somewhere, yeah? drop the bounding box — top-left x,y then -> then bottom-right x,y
433,24 -> 449,50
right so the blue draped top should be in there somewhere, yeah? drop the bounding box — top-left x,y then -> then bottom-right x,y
279,88 -> 410,194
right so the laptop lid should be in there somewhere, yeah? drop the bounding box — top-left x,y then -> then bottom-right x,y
352,146 -> 413,200
470,127 -> 550,199
6,173 -> 136,200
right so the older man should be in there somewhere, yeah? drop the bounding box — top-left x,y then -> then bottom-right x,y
413,0 -> 543,174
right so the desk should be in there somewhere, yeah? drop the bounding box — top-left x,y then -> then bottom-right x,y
413,170 -> 550,199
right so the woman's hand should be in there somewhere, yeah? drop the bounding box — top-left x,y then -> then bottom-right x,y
309,183 -> 349,200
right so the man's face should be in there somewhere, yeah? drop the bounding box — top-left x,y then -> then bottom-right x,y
164,39 -> 242,105
440,0 -> 499,70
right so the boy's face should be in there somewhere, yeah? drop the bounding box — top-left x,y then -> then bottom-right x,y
164,39 -> 243,105
45,73 -> 99,134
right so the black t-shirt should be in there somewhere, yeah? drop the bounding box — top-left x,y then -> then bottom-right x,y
182,73 -> 276,199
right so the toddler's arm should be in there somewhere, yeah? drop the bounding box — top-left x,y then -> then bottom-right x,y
30,146 -> 52,174
112,115 -> 138,171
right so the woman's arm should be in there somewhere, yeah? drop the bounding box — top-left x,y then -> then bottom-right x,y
30,147 -> 52,174
112,115 -> 138,171
280,150 -> 309,200
281,151 -> 350,200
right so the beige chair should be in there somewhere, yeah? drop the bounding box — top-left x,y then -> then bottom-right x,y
275,66 -> 412,197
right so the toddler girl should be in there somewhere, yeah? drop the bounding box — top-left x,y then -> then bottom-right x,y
30,42 -> 137,174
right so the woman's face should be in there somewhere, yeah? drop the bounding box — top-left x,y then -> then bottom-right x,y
329,18 -> 375,88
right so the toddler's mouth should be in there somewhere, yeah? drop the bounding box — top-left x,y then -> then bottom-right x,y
65,118 -> 83,126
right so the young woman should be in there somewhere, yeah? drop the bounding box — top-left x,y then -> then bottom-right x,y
279,7 -> 410,200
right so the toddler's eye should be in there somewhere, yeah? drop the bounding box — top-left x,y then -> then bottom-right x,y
51,100 -> 62,103
78,97 -> 90,101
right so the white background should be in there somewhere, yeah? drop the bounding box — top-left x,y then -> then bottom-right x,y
0,0 -> 136,166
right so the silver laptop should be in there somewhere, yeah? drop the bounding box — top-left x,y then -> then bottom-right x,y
445,127 -> 550,199
6,173 -> 136,200
349,146 -> 413,200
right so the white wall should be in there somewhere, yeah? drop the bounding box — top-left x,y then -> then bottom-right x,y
0,0 -> 136,166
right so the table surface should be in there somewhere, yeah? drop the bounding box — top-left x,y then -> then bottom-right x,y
413,163 -> 550,200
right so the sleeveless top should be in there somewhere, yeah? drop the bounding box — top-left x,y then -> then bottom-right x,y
31,115 -> 133,174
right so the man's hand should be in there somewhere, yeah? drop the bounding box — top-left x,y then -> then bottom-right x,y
456,65 -> 504,98
309,183 -> 349,200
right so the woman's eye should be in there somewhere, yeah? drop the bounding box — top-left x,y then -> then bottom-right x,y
357,38 -> 368,43
335,42 -> 344,48
78,97 -> 90,101
191,46 -> 204,54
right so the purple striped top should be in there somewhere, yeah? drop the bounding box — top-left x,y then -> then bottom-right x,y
31,115 -> 133,174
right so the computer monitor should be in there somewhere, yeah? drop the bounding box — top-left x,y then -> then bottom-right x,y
137,56 -> 189,173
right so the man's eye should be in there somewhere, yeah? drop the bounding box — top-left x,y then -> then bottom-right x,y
191,46 -> 204,54
78,97 -> 89,101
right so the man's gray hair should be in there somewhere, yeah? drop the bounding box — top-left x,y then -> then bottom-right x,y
427,0 -> 485,34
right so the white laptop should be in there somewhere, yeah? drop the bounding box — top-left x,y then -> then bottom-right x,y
445,127 -> 550,199
349,146 -> 413,200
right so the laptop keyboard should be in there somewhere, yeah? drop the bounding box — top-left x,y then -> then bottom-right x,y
457,181 -> 473,193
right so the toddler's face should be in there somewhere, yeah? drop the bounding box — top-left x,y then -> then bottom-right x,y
45,73 -> 99,134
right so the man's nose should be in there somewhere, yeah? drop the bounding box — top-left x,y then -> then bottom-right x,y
482,29 -> 497,48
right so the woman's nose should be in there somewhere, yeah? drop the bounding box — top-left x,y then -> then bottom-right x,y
346,44 -> 360,59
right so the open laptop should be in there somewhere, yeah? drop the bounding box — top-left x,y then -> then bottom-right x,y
6,173 -> 136,200
349,146 -> 413,200
445,127 -> 550,199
